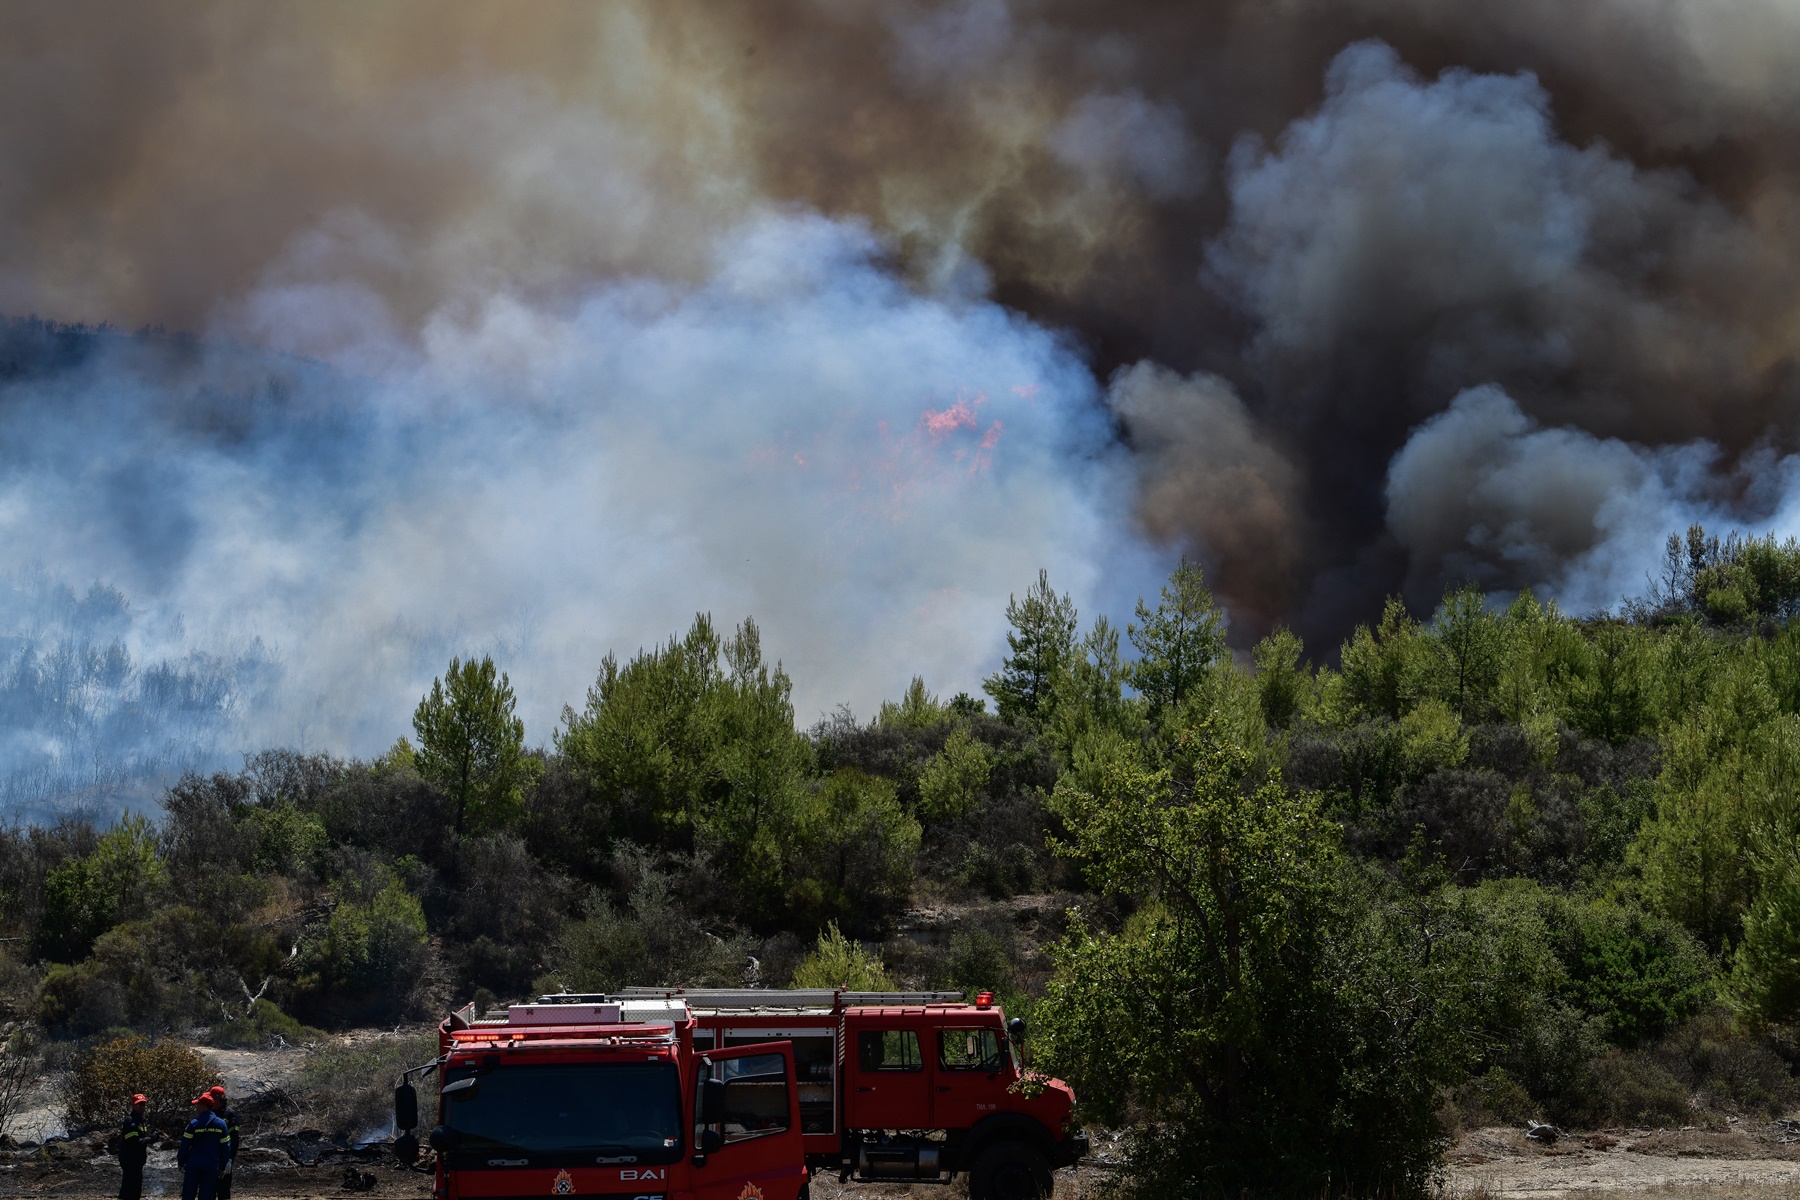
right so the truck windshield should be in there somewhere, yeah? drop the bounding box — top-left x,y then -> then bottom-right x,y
440,1062 -> 683,1167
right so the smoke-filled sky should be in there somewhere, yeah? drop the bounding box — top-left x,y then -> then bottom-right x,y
5,0 -> 1800,800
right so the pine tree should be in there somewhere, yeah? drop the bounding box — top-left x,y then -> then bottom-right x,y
983,570 -> 1078,723
1128,558 -> 1226,717
413,655 -> 539,840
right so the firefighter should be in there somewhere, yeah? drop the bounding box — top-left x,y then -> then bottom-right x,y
177,1092 -> 231,1200
207,1086 -> 240,1200
118,1093 -> 151,1200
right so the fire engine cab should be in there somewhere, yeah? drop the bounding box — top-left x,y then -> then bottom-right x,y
550,989 -> 1087,1200
392,997 -> 811,1200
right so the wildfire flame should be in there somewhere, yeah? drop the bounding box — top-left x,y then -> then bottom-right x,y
743,386 -> 1018,531
919,392 -> 1003,475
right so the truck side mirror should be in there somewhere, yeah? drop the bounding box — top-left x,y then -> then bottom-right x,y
427,1126 -> 455,1152
700,1129 -> 723,1155
1008,1017 -> 1027,1042
392,1131 -> 419,1166
394,1083 -> 418,1131
701,1079 -> 725,1125
441,1077 -> 479,1102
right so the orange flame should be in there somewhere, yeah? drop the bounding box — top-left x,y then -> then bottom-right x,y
743,385 -> 1025,531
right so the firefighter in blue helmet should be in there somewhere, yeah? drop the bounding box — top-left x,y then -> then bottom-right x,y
177,1092 -> 231,1200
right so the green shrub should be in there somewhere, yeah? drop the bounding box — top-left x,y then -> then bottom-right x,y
1551,897 -> 1717,1047
1512,1009 -> 1797,1127
917,726 -> 991,824
1733,864 -> 1800,1023
1039,729 -> 1462,1199
1654,1009 -> 1797,1116
932,923 -> 1019,999
1466,882 -> 1717,1054
244,798 -> 327,877
1498,1000 -> 1613,1123
0,948 -> 40,1022
1580,1051 -> 1691,1126
789,923 -> 892,990
36,959 -> 126,1034
876,676 -> 950,731
36,905 -> 286,1036
1732,721 -> 1800,1024
785,770 -> 920,930
1578,781 -> 1657,871
64,1033 -> 215,1135
538,898 -> 654,994
296,874 -> 431,1019
32,817 -> 167,963
210,999 -> 325,1049
1443,1067 -> 1534,1129
1706,586 -> 1750,624
537,858 -> 749,994
441,834 -> 580,996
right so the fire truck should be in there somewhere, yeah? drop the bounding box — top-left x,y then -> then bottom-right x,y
392,997 -> 812,1200
585,988 -> 1086,1200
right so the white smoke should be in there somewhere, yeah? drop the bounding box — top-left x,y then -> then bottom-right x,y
0,211 -> 1162,803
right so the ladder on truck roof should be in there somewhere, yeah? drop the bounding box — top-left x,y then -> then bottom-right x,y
536,988 -> 967,1008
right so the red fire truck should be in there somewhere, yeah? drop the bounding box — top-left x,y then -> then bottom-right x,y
592,989 -> 1087,1200
393,997 -> 812,1200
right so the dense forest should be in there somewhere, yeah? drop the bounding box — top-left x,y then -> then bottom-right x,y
6,525 -> 1800,1196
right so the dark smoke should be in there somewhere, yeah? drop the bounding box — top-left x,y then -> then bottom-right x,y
5,1 -> 1800,805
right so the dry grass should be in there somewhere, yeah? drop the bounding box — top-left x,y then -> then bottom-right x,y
1465,1187 -> 1800,1200
1627,1129 -> 1771,1159
290,1029 -> 438,1139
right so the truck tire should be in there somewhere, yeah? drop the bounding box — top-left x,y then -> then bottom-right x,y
969,1141 -> 1053,1200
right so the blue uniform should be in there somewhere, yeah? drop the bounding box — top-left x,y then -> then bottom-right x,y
117,1113 -> 150,1200
177,1111 -> 231,1200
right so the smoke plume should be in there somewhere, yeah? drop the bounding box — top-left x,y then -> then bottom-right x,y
5,1 -> 1800,805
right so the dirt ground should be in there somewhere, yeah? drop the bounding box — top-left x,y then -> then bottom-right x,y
3,1101 -> 1800,1194
0,1150 -> 429,1200
0,1156 -> 1104,1200
1,1137 -> 1792,1200
0,1144 -> 1792,1200
721,1128 -> 1800,1200
1442,1122 -> 1800,1199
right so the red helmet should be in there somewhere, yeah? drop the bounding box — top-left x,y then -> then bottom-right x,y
131,1094 -> 147,1106
208,1086 -> 226,1101
191,1094 -> 215,1108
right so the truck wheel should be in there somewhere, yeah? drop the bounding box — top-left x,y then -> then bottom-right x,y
969,1142 -> 1053,1200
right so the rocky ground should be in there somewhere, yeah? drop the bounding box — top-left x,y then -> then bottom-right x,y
0,1138 -> 427,1200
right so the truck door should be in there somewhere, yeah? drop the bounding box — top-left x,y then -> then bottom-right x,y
930,1025 -> 1013,1130
691,1041 -> 808,1200
842,1016 -> 932,1130
719,1028 -> 836,1136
